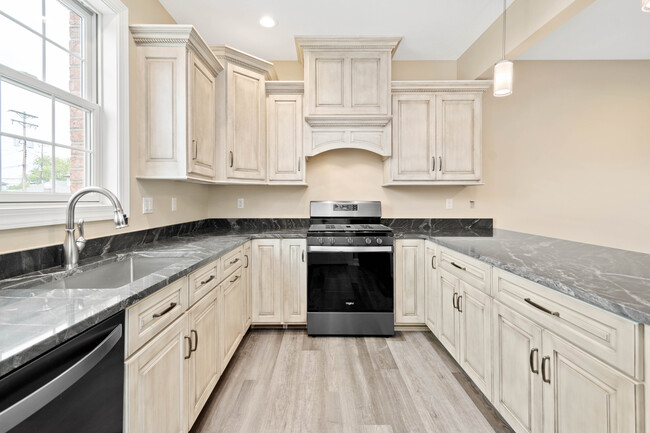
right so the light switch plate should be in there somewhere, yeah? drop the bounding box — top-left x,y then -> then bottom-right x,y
171,197 -> 177,212
445,199 -> 453,209
237,198 -> 244,209
142,197 -> 153,214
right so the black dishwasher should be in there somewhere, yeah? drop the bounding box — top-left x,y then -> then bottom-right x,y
0,311 -> 124,433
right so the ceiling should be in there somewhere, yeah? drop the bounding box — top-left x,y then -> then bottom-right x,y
159,0 -> 650,62
158,0 -> 515,61
518,0 -> 650,60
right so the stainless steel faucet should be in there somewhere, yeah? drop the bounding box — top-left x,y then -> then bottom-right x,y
63,186 -> 128,270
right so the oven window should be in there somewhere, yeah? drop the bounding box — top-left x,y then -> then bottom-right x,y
308,251 -> 393,312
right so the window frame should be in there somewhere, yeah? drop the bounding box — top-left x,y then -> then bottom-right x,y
0,0 -> 129,230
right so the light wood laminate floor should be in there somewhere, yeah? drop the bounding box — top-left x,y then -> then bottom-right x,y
191,330 -> 513,433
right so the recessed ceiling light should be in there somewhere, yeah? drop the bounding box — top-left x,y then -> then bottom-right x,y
643,0 -> 650,12
259,15 -> 277,28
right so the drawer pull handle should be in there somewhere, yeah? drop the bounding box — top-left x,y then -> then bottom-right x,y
191,330 -> 198,353
200,275 -> 216,286
451,262 -> 466,271
229,258 -> 240,265
432,255 -> 436,269
457,295 -> 462,313
452,292 -> 458,309
524,298 -> 560,317
230,275 -> 240,283
529,348 -> 539,374
184,336 -> 192,359
541,356 -> 551,383
153,302 -> 177,318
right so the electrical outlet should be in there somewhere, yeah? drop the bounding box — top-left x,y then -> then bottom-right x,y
171,197 -> 177,212
237,198 -> 244,209
470,200 -> 475,209
445,199 -> 453,210
142,197 -> 153,214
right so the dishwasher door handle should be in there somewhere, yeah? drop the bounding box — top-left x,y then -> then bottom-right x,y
0,324 -> 122,432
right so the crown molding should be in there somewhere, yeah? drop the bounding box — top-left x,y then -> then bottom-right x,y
266,81 -> 304,95
305,116 -> 392,128
295,36 -> 402,63
129,24 -> 224,75
210,45 -> 274,76
391,80 -> 493,93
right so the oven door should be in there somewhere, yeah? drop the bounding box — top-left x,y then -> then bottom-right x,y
307,246 -> 393,313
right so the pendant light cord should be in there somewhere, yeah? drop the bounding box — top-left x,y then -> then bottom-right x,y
502,0 -> 507,60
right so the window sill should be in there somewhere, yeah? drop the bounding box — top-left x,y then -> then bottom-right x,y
0,202 -> 117,230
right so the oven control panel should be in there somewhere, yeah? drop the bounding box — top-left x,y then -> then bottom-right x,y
307,236 -> 394,247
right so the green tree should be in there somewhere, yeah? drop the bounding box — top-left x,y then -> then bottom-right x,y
28,155 -> 70,184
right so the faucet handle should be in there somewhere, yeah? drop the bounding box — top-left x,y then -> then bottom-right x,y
76,219 -> 86,254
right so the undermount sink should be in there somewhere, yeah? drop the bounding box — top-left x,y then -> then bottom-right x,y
53,255 -> 180,289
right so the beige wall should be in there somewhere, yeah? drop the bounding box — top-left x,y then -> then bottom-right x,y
209,60 -> 650,254
0,0 -> 213,254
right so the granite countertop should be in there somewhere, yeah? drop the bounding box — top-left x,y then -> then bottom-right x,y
0,229 -> 308,377
395,229 -> 650,325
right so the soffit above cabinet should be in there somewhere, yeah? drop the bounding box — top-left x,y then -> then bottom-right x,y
130,24 -> 224,77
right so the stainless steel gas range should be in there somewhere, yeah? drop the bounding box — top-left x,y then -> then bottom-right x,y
307,201 -> 394,336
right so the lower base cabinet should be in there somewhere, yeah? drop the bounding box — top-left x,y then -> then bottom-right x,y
395,239 -> 425,324
221,268 -> 245,368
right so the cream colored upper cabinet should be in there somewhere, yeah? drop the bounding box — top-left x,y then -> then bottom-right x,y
395,239 -> 426,325
211,46 -> 272,182
266,82 -> 305,184
436,93 -> 482,182
386,82 -> 490,185
281,239 -> 307,323
391,94 -> 436,181
296,37 -> 401,157
251,239 -> 283,324
131,25 -> 223,183
424,241 -> 439,335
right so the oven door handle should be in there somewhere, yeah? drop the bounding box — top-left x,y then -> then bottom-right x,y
307,246 -> 393,253
0,324 -> 122,432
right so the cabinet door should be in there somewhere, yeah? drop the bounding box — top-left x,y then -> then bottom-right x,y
187,289 -> 220,426
438,268 -> 460,358
227,64 -> 266,180
391,94 -> 437,181
187,52 -> 216,179
541,332 -> 639,433
281,239 -> 307,323
424,241 -> 439,335
126,315 -> 189,433
394,239 -> 425,324
243,241 -> 252,329
268,94 -> 304,182
221,269 -> 244,367
458,280 -> 493,398
493,302 -> 543,433
436,93 -> 481,181
251,239 -> 282,323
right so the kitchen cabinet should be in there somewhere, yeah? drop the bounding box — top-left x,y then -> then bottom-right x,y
437,267 -> 461,358
251,239 -> 307,325
266,82 -> 305,184
212,46 -> 272,182
126,315 -> 190,433
187,288 -> 220,425
281,239 -> 307,323
130,25 -> 223,183
424,241 -> 439,334
243,241 -> 252,328
394,239 -> 425,325
221,267 -> 245,368
386,82 -> 490,185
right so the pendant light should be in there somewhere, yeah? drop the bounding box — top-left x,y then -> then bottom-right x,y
643,0 -> 650,12
493,0 -> 513,97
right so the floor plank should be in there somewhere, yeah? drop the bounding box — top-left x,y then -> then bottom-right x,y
191,330 -> 513,433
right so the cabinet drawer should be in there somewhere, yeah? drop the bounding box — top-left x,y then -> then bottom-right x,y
188,260 -> 219,306
126,277 -> 188,357
220,246 -> 243,280
494,268 -> 642,379
439,247 -> 491,294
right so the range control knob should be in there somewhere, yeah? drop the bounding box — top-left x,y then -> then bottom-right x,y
318,237 -> 323,245
376,238 -> 383,245
329,237 -> 335,245
365,238 -> 372,245
347,237 -> 353,245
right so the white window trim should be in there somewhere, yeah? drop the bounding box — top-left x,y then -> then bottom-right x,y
0,0 -> 129,230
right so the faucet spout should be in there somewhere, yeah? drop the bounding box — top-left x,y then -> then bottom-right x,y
64,187 -> 128,269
